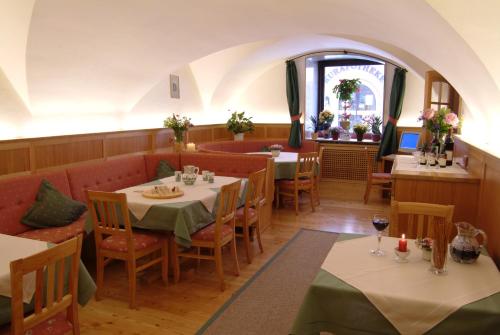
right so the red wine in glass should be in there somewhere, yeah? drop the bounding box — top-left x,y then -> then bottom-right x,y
371,214 -> 389,256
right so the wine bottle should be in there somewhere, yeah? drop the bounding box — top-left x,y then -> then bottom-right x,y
444,129 -> 454,166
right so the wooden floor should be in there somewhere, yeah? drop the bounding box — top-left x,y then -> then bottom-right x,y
79,180 -> 390,334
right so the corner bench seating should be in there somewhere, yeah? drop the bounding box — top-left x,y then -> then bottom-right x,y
197,139 -> 317,154
0,152 -> 271,244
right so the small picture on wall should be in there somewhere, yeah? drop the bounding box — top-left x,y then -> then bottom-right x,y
170,74 -> 180,99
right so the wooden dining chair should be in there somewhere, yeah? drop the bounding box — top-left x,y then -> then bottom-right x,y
313,146 -> 324,206
390,201 -> 455,240
276,152 -> 318,215
364,147 -> 392,204
86,191 -> 168,309
174,180 -> 241,291
235,169 -> 266,264
9,235 -> 82,335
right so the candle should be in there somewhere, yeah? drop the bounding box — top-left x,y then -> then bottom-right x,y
186,142 -> 196,152
399,234 -> 407,252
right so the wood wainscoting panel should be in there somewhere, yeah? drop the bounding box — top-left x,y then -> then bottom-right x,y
265,124 -> 291,139
481,155 -> 500,264
34,138 -> 104,170
186,126 -> 213,144
105,132 -> 152,157
245,126 -> 267,139
212,127 -> 232,141
0,145 -> 30,175
154,129 -> 174,150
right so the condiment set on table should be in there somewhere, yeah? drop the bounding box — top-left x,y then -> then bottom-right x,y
370,214 -> 487,275
174,165 -> 215,185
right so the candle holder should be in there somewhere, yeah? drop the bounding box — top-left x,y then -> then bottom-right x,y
394,247 -> 411,263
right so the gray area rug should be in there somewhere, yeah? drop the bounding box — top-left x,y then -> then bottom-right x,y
197,229 -> 338,335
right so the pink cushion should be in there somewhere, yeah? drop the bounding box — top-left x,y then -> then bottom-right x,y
236,207 -> 257,220
144,153 -> 181,181
180,152 -> 268,178
277,178 -> 313,188
0,171 -> 72,236
26,312 -> 73,335
66,156 -> 148,202
372,173 -> 392,179
192,224 -> 233,241
100,232 -> 161,252
17,213 -> 86,243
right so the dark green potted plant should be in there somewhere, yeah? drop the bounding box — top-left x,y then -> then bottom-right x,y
332,79 -> 361,112
226,111 -> 255,141
309,115 -> 319,140
353,123 -> 368,142
365,114 -> 382,142
331,127 -> 342,141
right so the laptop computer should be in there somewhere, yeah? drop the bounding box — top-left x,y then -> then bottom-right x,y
399,131 -> 420,153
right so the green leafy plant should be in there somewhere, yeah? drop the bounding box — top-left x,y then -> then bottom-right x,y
226,111 -> 255,134
364,114 -> 382,135
419,107 -> 459,134
163,113 -> 193,142
309,115 -> 319,132
332,79 -> 361,102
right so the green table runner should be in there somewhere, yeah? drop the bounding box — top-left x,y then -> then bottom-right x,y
291,234 -> 500,335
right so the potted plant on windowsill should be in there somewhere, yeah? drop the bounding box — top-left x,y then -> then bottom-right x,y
330,127 -> 342,141
353,123 -> 368,142
332,78 -> 361,113
268,144 -> 284,157
365,114 -> 382,142
226,111 -> 255,141
318,110 -> 334,137
339,112 -> 351,131
163,113 -> 193,152
309,115 -> 319,140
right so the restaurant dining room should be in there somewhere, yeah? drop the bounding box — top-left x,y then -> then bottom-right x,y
1,1 -> 500,334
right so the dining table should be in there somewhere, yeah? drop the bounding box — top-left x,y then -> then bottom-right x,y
291,233 -> 500,335
86,175 -> 248,248
247,152 -> 319,180
0,234 -> 96,327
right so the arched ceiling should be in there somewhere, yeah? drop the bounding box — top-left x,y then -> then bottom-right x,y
0,0 -> 498,147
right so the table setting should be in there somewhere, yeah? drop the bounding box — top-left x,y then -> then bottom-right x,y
291,214 -> 500,335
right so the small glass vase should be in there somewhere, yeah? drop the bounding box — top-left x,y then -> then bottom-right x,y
430,238 -> 448,275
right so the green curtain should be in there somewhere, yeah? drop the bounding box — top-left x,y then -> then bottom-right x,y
377,67 -> 407,159
286,60 -> 302,148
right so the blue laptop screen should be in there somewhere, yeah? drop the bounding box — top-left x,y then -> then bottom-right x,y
399,132 -> 419,151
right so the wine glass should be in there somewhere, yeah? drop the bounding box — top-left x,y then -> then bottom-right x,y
370,214 -> 389,256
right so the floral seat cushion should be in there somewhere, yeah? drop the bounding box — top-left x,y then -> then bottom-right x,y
235,207 -> 257,220
100,232 -> 160,252
17,215 -> 86,244
191,224 -> 233,241
25,312 -> 73,335
277,178 -> 313,188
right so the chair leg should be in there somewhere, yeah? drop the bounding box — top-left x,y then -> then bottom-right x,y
294,189 -> 299,215
214,246 -> 225,291
230,236 -> 240,276
127,259 -> 137,309
161,241 -> 168,286
364,182 -> 371,204
243,225 -> 252,264
67,300 -> 80,335
275,186 -> 280,209
255,221 -> 264,254
95,254 -> 104,301
309,188 -> 315,212
196,247 -> 201,271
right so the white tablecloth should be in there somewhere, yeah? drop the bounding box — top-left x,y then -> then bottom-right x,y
394,155 -> 469,175
117,176 -> 246,220
247,151 -> 298,163
0,234 -> 49,303
321,236 -> 500,335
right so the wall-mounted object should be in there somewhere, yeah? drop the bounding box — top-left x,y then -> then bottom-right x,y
170,74 -> 180,99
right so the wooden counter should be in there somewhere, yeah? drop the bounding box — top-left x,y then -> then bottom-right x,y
391,155 -> 480,226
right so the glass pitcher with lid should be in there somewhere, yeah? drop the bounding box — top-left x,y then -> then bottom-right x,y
450,222 -> 487,264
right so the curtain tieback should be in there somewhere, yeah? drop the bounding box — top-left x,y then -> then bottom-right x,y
291,113 -> 302,122
388,116 -> 398,126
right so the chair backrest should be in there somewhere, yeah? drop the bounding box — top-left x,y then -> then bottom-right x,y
10,235 -> 82,335
295,152 -> 318,180
244,169 -> 266,216
86,190 -> 134,252
390,201 -> 455,240
364,147 -> 375,181
317,146 -> 325,179
214,180 -> 242,243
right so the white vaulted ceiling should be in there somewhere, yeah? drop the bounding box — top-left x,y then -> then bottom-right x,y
0,0 -> 498,148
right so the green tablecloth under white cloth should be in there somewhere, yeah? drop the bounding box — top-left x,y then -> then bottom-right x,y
291,234 -> 500,335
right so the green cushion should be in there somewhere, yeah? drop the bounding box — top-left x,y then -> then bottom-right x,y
21,179 -> 87,229
156,160 -> 175,179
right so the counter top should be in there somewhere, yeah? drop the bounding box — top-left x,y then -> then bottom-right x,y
391,155 -> 480,183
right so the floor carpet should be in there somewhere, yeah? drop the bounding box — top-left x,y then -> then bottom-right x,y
197,229 -> 338,335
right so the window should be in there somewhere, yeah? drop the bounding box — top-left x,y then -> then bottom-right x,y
317,58 -> 385,131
